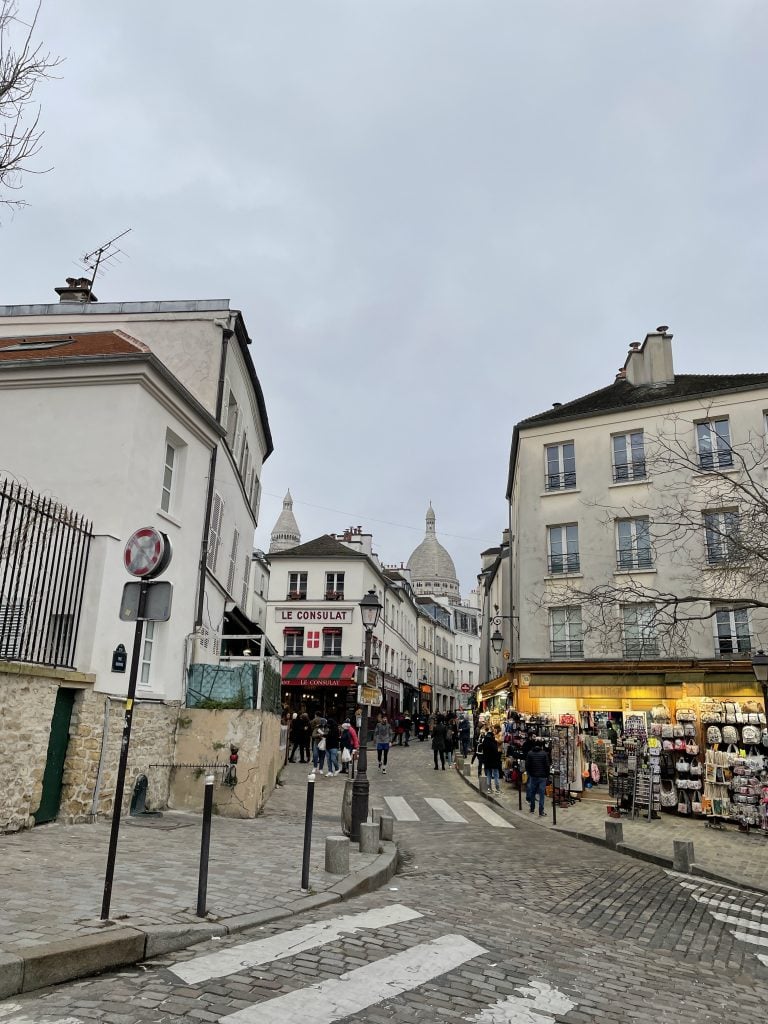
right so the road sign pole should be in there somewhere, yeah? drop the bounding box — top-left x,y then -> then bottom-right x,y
100,580 -> 149,920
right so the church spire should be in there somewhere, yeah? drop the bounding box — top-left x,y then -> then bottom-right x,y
269,489 -> 301,553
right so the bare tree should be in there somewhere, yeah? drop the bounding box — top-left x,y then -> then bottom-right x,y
541,409 -> 768,657
0,1 -> 61,210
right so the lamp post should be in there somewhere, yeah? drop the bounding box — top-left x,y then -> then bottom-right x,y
751,649 -> 768,721
406,664 -> 413,716
351,589 -> 383,842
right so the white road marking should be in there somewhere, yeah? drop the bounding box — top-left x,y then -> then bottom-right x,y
0,1013 -> 82,1024
464,979 -> 576,1023
170,904 -> 421,984
731,929 -> 768,948
383,795 -> 420,821
424,797 -> 468,823
670,872 -> 768,968
465,801 -> 515,828
688,892 -> 768,920
220,933 -> 487,1024
711,911 -> 768,934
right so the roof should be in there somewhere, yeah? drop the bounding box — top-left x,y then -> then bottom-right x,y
267,534 -> 366,559
406,504 -> 458,585
0,330 -> 149,360
506,371 -> 768,499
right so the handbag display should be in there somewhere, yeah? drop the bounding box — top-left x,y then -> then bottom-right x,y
742,724 -> 761,744
706,726 -> 722,745
675,707 -> 697,722
676,758 -> 690,773
660,779 -> 678,807
683,723 -> 697,738
651,703 -> 671,722
686,742 -> 699,756
661,724 -> 674,738
722,725 -> 739,745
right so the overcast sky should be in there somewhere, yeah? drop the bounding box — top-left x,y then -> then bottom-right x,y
4,1 -> 768,592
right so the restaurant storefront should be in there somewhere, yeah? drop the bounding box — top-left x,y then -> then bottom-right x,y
281,660 -> 359,722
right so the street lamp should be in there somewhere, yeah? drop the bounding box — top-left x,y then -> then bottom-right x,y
751,650 -> 768,720
351,589 -> 382,842
490,628 -> 504,654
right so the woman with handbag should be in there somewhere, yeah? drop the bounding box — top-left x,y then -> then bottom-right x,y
340,721 -> 358,774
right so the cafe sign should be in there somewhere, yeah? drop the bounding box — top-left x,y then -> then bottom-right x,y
275,607 -> 354,623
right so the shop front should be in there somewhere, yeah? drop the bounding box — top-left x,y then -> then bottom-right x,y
281,660 -> 360,723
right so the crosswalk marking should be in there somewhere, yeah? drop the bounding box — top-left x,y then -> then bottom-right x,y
424,797 -> 468,823
220,934 -> 488,1023
466,801 -> 515,828
710,911 -> 768,934
670,873 -> 768,969
465,979 -> 576,1023
169,904 -> 422,984
731,929 -> 768,948
383,795 -> 420,821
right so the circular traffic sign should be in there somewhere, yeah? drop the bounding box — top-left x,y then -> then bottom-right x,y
460,683 -> 472,694
124,527 -> 172,579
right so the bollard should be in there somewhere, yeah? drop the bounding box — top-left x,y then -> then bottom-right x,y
455,755 -> 464,772
518,771 -> 523,811
379,814 -> 394,841
370,805 -> 383,824
605,819 -> 623,851
196,775 -> 215,917
359,821 -> 380,854
673,839 -> 695,874
300,772 -> 316,891
325,836 -> 350,875
551,773 -> 558,826
462,762 -> 471,778
479,776 -> 490,794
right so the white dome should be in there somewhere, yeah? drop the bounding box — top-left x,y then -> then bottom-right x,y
269,490 -> 301,553
406,504 -> 459,598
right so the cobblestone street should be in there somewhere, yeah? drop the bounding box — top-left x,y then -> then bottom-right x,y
2,744 -> 767,1023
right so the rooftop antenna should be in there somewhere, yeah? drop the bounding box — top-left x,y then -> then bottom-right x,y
78,228 -> 132,300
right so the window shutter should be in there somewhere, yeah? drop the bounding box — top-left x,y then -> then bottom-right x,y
227,529 -> 240,594
241,554 -> 250,610
207,493 -> 224,571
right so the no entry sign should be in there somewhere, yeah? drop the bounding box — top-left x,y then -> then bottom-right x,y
124,527 -> 172,579
460,683 -> 472,694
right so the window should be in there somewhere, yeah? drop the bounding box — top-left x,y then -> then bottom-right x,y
622,605 -> 658,657
550,606 -> 583,658
325,572 -> 345,599
288,571 -> 308,599
468,645 -> 473,660
225,389 -> 239,449
696,418 -> 733,470
206,493 -> 224,572
160,442 -> 176,512
227,529 -> 240,594
139,621 -> 155,687
251,473 -> 261,514
307,630 -> 320,650
704,510 -> 741,564
323,628 -> 342,656
547,524 -> 580,574
612,431 -> 646,482
241,437 -> 250,482
469,670 -> 473,685
545,442 -> 576,490
713,607 -> 751,656
284,628 -> 304,656
616,517 -> 652,570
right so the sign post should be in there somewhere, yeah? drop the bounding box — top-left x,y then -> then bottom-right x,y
100,528 -> 172,921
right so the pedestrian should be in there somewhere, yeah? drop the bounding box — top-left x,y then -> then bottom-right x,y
340,721 -> 359,774
458,715 -> 470,757
373,712 -> 392,773
431,713 -> 447,770
324,718 -> 341,776
288,713 -> 301,762
482,727 -> 502,793
445,717 -> 456,766
311,712 -> 327,773
402,712 -> 412,746
472,724 -> 486,778
525,740 -> 551,816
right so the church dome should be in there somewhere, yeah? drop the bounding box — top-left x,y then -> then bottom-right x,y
269,490 -> 301,553
406,504 -> 460,602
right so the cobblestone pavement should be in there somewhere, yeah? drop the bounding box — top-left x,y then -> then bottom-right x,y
0,763 -> 374,950
3,744 -> 768,1023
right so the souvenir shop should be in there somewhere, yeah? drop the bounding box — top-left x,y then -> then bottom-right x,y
479,669 -> 768,834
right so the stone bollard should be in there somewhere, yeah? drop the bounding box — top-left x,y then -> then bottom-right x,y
359,821 -> 380,855
370,806 -> 383,824
673,839 -> 695,874
462,762 -> 471,778
379,814 -> 394,841
479,776 -> 490,794
325,836 -> 350,875
605,819 -> 623,851
455,755 -> 464,771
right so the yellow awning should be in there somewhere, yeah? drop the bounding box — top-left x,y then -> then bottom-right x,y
476,675 -> 509,702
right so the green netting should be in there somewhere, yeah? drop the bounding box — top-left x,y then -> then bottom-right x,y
186,658 -> 283,715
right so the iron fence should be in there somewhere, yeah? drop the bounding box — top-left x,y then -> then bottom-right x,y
0,478 -> 92,669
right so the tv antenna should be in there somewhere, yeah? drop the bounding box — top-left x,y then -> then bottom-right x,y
78,228 -> 132,300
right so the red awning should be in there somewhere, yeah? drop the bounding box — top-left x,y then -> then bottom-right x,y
282,662 -> 359,686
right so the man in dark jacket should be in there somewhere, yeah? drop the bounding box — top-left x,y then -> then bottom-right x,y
525,741 -> 550,816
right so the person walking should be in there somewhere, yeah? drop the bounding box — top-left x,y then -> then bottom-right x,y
482,727 -> 502,793
525,740 -> 551,815
472,724 -> 486,778
445,716 -> 456,767
402,712 -> 412,746
288,713 -> 301,762
311,713 -> 327,773
431,713 -> 447,770
297,713 -> 311,764
373,712 -> 393,773
340,721 -> 359,774
458,715 -> 470,757
324,718 -> 341,776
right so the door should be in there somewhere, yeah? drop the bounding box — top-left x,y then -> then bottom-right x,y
34,688 -> 76,824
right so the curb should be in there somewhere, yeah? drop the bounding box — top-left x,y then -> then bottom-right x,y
0,841 -> 398,999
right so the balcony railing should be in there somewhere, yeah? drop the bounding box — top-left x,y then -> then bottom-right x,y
623,640 -> 659,658
714,637 -> 752,657
544,472 -> 577,491
550,640 -> 584,659
547,552 -> 580,574
324,590 -> 345,600
698,450 -> 734,471
286,590 -> 307,600
616,549 -> 654,571
612,460 -> 646,482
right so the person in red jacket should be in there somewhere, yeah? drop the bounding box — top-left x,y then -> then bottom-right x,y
340,721 -> 359,775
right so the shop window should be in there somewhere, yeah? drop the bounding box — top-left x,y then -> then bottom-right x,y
547,524 -> 580,574
545,441 -> 576,491
704,509 -> 741,564
284,628 -> 304,656
622,604 -> 658,658
616,517 -> 652,570
696,418 -> 733,471
713,606 -> 752,656
288,572 -> 307,599
612,430 -> 646,482
550,606 -> 583,658
323,628 -> 342,657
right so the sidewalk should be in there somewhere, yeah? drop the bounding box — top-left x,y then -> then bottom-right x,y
0,761 -> 396,997
456,760 -> 768,894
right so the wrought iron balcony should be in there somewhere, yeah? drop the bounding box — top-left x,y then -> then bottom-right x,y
547,552 -> 581,574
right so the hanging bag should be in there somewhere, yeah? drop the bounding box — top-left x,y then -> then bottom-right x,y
707,726 -> 722,745
660,780 -> 678,807
742,724 -> 760,745
722,725 -> 739,745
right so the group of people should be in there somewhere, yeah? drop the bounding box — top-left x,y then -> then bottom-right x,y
470,721 -> 551,810
287,709 -> 397,775
428,712 -> 470,770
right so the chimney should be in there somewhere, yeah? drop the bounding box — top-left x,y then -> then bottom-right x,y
623,329 -> 674,386
55,277 -> 97,303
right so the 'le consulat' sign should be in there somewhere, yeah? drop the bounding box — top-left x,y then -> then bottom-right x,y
276,607 -> 354,623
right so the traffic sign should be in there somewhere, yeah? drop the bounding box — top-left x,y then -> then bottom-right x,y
124,527 -> 172,579
120,580 -> 173,621
460,683 -> 472,694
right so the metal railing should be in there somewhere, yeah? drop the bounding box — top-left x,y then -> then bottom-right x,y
547,552 -> 580,574
544,472 -> 577,491
612,460 -> 646,482
623,641 -> 660,658
616,549 -> 654,571
0,478 -> 92,668
698,450 -> 734,471
550,641 -> 584,658
714,638 -> 752,658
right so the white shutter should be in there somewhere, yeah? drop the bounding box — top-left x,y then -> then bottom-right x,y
207,493 -> 224,571
241,554 -> 250,611
227,529 -> 240,594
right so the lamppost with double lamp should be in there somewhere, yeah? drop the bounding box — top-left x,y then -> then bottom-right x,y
751,650 -> 768,721
350,589 -> 382,842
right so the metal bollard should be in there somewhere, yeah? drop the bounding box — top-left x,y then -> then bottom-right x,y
300,771 -> 316,891
359,821 -> 380,854
551,772 -> 558,825
673,839 -> 695,873
325,836 -> 350,875
462,762 -> 471,778
605,819 -> 623,851
479,776 -> 490,794
196,775 -> 215,917
379,814 -> 394,841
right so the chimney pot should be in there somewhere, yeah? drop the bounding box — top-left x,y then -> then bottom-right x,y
54,277 -> 97,303
629,341 -> 641,350
656,325 -> 669,333
552,401 -> 562,408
